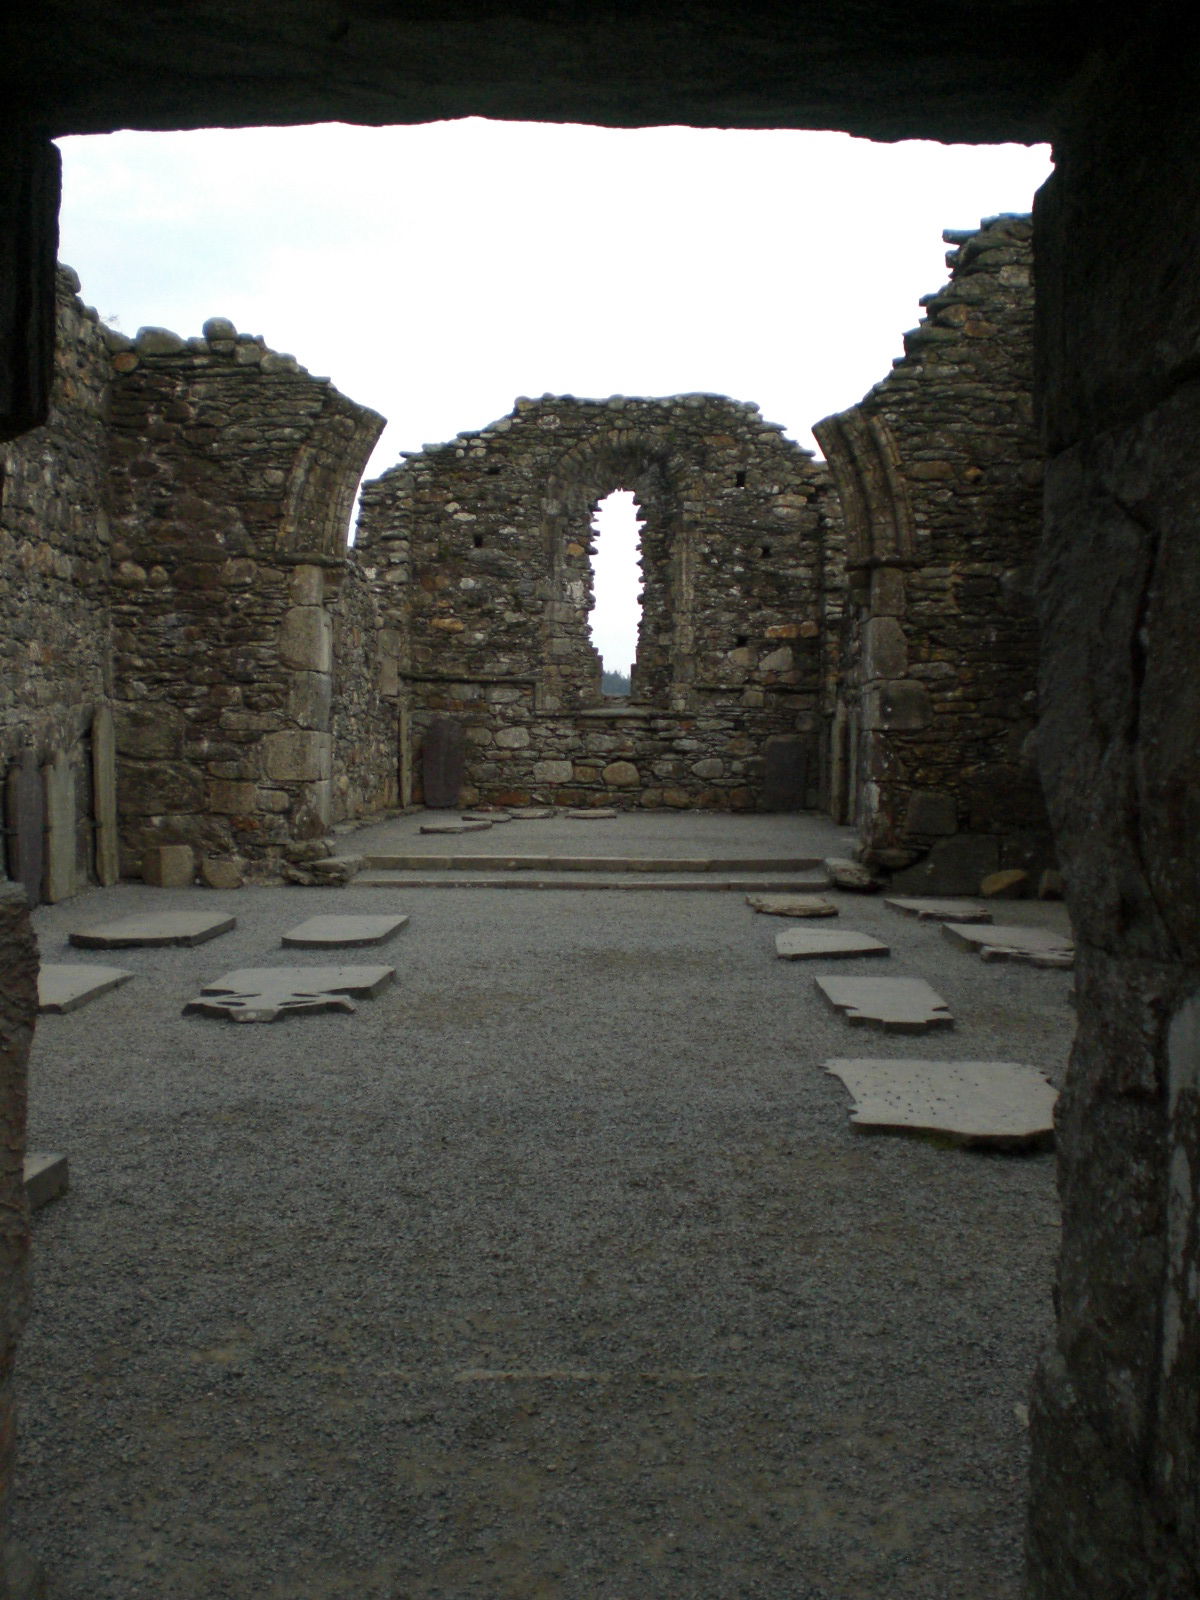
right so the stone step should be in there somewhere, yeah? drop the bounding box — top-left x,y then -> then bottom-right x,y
353,871 -> 830,892
363,853 -> 821,873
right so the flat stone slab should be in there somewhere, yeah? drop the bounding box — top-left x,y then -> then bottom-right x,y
746,892 -> 838,918
38,963 -> 134,1013
775,928 -> 890,960
461,811 -> 511,823
885,897 -> 993,923
25,1152 -> 69,1210
815,975 -> 953,1033
567,808 -> 618,820
70,911 -> 237,949
185,965 -> 395,1023
824,1058 -> 1058,1147
942,921 -> 1074,968
419,818 -> 493,835
282,914 -> 409,948
507,808 -> 554,820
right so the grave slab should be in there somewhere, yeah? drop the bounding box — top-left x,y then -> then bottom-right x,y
462,811 -> 511,823
282,914 -> 409,948
419,818 -> 493,835
38,963 -> 134,1014
186,964 -> 394,1022
885,897 -> 993,923
70,911 -> 237,949
507,808 -> 554,820
815,975 -> 953,1033
25,1152 -> 69,1210
567,808 -> 618,820
941,921 -> 1075,968
824,1057 -> 1058,1147
775,928 -> 890,960
746,892 -> 838,918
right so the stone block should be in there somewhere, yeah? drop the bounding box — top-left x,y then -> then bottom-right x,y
38,964 -> 133,1013
775,928 -> 889,959
263,731 -> 332,783
824,1058 -> 1057,1147
824,857 -> 881,892
816,975 -> 953,1032
870,567 -> 907,616
206,780 -> 258,815
533,760 -> 573,783
494,726 -> 531,749
981,868 -> 1029,898
602,761 -> 640,786
24,1153 -> 69,1211
42,752 -> 76,904
904,790 -> 958,836
289,564 -> 325,606
862,680 -> 931,731
278,606 -> 333,673
288,671 -> 332,730
92,705 -> 119,887
201,856 -> 245,890
864,615 -> 908,679
745,893 -> 838,917
71,911 -> 235,948
141,844 -> 195,887
891,834 -> 1000,896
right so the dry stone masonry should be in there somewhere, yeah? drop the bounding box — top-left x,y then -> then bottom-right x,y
356,394 -> 844,812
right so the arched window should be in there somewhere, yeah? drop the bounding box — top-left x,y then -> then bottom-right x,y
588,489 -> 645,697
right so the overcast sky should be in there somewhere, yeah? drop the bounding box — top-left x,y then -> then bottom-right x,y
56,121 -> 1052,670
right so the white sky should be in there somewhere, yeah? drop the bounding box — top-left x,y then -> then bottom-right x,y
56,120 -> 1052,672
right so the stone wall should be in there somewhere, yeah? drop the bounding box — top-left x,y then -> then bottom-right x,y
357,394 -> 843,811
0,266 -> 118,903
330,556 -> 400,823
104,318 -> 383,878
815,214 -> 1051,891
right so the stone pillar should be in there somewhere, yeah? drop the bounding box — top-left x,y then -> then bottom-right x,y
0,888 -> 37,1597
1027,18 -> 1200,1597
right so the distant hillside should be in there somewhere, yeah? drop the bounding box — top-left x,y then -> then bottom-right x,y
602,670 -> 631,697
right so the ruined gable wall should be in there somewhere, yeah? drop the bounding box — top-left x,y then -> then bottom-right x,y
815,213 -> 1048,888
357,395 -> 841,811
105,319 -> 383,877
0,266 -> 118,899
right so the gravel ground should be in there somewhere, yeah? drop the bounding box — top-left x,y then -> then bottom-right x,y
12,817 -> 1073,1599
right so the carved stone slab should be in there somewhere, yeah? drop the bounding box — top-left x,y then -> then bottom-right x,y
419,818 -> 493,835
884,897 -> 992,923
824,1057 -> 1058,1147
43,751 -> 77,903
186,964 -> 394,1023
71,911 -> 236,949
38,963 -> 134,1014
941,921 -> 1074,968
5,748 -> 44,905
746,893 -> 838,918
422,716 -> 466,809
25,1152 -> 69,1211
282,914 -> 409,948
775,928 -> 889,960
816,975 -> 954,1033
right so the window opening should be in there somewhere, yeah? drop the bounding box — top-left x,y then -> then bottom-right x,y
588,489 -> 644,697
735,470 -> 747,488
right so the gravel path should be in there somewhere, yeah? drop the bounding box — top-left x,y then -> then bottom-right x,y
12,821 -> 1072,1599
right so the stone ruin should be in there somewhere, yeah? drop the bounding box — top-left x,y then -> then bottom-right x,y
0,213 -> 1049,900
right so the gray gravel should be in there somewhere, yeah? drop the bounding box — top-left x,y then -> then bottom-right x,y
13,819 -> 1073,1599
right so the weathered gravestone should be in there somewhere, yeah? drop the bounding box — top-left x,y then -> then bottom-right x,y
422,716 -> 466,809
4,750 -> 44,905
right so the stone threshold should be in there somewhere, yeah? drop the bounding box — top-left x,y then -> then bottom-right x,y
364,853 -> 822,873
354,871 -> 829,892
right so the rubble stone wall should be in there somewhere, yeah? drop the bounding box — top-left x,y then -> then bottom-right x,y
104,318 -> 383,877
0,266 -> 116,900
356,394 -> 843,811
815,213 -> 1051,890
330,556 -> 399,823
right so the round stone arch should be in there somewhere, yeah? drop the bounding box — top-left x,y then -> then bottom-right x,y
538,425 -> 694,712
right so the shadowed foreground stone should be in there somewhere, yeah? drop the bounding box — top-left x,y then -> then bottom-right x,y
942,922 -> 1074,969
36,964 -> 132,1013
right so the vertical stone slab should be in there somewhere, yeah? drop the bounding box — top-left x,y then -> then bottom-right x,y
42,752 -> 75,904
91,706 -> 119,887
0,887 -> 37,1588
422,716 -> 465,809
4,753 -> 43,909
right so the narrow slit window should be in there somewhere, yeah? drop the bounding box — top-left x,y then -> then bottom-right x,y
588,489 -> 644,696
